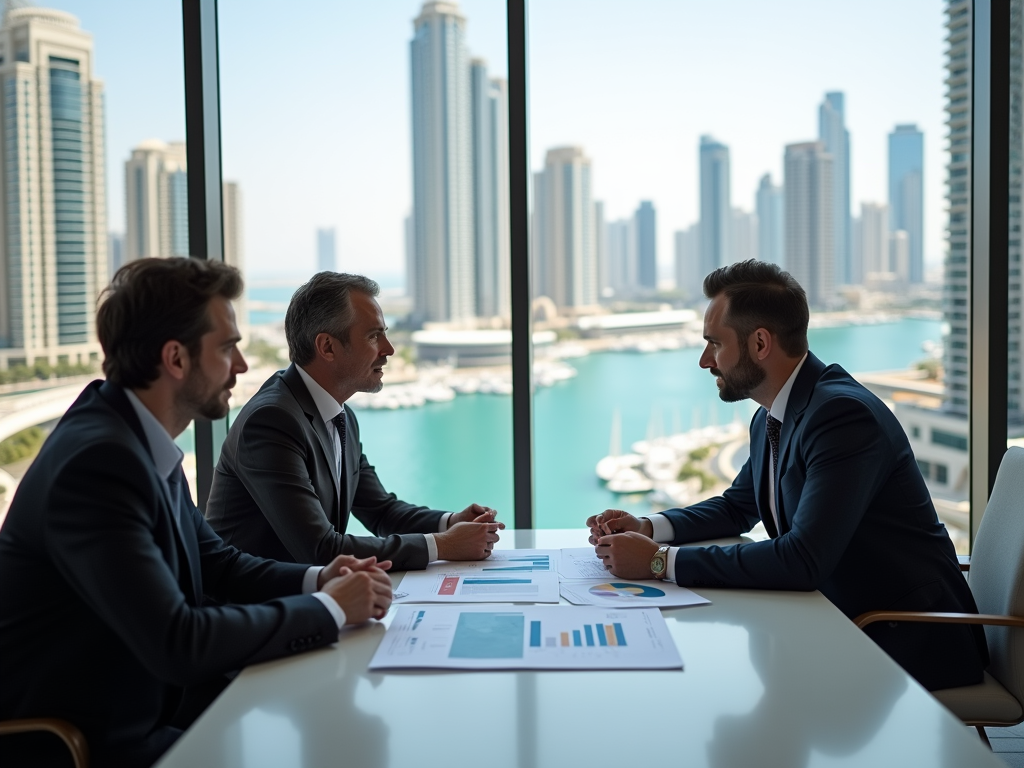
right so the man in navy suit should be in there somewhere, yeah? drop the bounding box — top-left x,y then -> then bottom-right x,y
0,258 -> 393,767
588,260 -> 987,691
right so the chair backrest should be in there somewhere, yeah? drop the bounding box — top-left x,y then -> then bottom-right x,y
970,446 -> 1024,701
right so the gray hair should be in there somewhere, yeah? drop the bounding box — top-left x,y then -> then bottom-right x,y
285,272 -> 380,365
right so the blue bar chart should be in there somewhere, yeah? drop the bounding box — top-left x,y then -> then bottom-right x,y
528,619 -> 627,648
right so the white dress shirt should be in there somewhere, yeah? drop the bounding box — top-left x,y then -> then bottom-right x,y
645,353 -> 809,582
124,389 -> 346,629
295,366 -> 451,562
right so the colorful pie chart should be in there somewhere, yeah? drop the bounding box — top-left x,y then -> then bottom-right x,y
589,582 -> 666,599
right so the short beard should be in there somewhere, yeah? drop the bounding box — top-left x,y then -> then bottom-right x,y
180,369 -> 232,421
713,347 -> 766,402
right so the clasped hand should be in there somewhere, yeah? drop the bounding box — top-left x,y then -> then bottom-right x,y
585,509 -> 659,579
318,555 -> 394,625
435,504 -> 505,560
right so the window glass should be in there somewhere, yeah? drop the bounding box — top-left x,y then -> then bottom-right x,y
219,1 -> 514,532
0,2 -> 187,516
528,0 -> 967,549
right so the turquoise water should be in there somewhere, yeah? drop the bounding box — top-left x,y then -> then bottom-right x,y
184,317 -> 941,530
353,318 -> 943,530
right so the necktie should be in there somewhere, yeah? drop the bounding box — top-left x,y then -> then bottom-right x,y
766,412 -> 782,477
330,412 -> 346,479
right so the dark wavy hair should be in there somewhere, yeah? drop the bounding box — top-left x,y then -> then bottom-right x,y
703,260 -> 809,357
97,257 -> 243,389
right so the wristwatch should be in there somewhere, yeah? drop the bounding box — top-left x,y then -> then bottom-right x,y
650,546 -> 670,580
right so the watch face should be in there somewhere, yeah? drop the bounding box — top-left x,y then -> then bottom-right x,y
652,557 -> 665,575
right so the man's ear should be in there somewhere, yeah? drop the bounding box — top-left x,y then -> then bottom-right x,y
160,339 -> 190,382
314,332 -> 338,362
751,328 -> 773,361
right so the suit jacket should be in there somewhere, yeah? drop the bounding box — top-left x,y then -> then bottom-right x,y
660,352 -> 988,691
206,364 -> 446,571
0,382 -> 338,768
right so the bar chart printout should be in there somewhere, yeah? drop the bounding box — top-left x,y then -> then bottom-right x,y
368,605 -> 683,671
393,569 -> 560,603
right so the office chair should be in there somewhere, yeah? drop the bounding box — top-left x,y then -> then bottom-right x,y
0,718 -> 89,768
856,446 -> 1024,747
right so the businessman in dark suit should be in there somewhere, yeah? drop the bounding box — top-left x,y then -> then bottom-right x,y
0,258 -> 393,768
588,260 -> 987,691
206,272 -> 503,571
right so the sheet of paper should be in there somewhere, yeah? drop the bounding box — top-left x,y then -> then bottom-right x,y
558,547 -> 609,580
429,549 -> 559,575
394,568 -> 560,603
559,579 -> 710,609
368,604 -> 684,671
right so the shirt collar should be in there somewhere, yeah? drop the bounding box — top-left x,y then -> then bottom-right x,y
768,352 -> 809,424
295,364 -> 345,424
124,388 -> 185,481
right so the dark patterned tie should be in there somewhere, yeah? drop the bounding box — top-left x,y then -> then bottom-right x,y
331,412 -> 346,478
766,412 -> 782,477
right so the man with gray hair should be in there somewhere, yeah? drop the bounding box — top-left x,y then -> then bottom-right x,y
206,272 -> 503,571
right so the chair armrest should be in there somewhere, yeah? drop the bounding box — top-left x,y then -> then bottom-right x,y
958,555 -> 971,572
0,718 -> 89,768
854,610 -> 1024,630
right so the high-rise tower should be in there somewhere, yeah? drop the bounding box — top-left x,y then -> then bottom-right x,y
0,7 -> 107,369
635,200 -> 657,290
532,147 -> 597,310
888,124 -> 925,285
699,135 -> 731,274
470,58 -> 509,320
756,173 -> 784,268
784,142 -> 835,309
818,92 -> 851,285
124,140 -> 189,261
410,1 -> 475,324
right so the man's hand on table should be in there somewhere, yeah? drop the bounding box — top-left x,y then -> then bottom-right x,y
435,508 -> 505,560
317,555 -> 392,589
586,509 -> 653,545
595,531 -> 661,579
320,561 -> 394,624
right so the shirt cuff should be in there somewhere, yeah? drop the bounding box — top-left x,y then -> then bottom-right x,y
302,566 -> 322,595
311,591 -> 347,630
424,533 -> 439,562
439,512 -> 453,532
646,514 -> 675,543
666,547 -> 680,583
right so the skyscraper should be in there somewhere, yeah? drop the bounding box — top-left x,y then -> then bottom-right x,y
944,0 -> 971,417
756,174 -> 784,268
409,1 -> 475,324
125,140 -> 189,261
784,142 -> 835,309
317,227 -> 336,272
606,217 -> 635,297
594,201 -> 609,298
818,92 -> 851,285
731,208 -> 758,263
889,124 -> 925,285
635,201 -> 657,290
222,181 -> 248,336
532,147 -> 597,310
470,58 -> 510,319
674,223 -> 702,301
859,202 -> 890,277
0,7 -> 107,370
699,135 -> 732,274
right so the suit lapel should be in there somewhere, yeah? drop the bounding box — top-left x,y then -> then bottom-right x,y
281,365 -> 342,498
99,382 -> 203,603
774,353 -> 826,533
749,408 -> 779,539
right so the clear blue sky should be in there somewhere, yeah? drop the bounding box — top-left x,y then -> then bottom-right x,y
56,0 -> 946,284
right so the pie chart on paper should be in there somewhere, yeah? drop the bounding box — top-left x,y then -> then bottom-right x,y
589,582 -> 667,600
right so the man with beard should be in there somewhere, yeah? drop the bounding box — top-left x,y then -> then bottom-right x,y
206,272 -> 503,571
0,258 -> 393,767
585,260 -> 987,692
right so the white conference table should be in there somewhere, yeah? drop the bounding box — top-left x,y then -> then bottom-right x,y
156,529 -> 1002,768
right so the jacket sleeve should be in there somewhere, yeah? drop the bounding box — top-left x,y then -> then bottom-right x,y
45,443 -> 338,688
234,403 -> 431,568
672,395 -> 893,591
